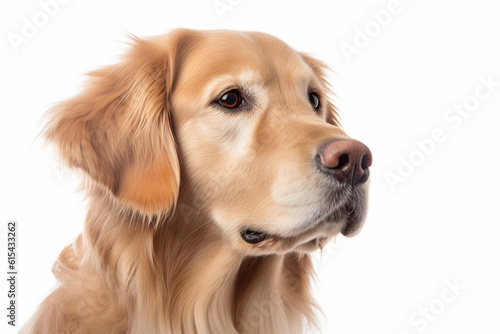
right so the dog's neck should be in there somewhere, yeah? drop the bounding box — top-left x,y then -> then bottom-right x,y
60,190 -> 318,333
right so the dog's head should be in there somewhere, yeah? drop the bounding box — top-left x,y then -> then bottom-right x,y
45,29 -> 371,256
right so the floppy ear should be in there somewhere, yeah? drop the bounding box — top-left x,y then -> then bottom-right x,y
44,31 -> 191,217
300,53 -> 341,126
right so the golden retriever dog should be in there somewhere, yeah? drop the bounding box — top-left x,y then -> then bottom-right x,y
21,29 -> 372,333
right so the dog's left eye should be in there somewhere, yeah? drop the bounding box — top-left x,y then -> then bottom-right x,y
309,92 -> 320,110
219,89 -> 245,109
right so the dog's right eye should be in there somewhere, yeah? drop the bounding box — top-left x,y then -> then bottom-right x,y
309,92 -> 320,110
219,89 -> 245,109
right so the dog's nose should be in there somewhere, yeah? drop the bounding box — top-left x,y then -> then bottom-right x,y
318,139 -> 372,185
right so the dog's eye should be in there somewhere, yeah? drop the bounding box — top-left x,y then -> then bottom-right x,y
309,92 -> 320,110
219,90 -> 245,109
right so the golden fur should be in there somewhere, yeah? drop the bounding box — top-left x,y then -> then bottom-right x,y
21,29 -> 370,333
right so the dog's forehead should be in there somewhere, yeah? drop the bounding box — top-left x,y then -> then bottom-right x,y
176,30 -> 313,91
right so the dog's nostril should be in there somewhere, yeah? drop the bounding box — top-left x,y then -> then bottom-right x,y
361,153 -> 371,170
337,154 -> 349,169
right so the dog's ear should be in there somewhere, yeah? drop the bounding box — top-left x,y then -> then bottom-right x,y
44,30 -> 194,216
300,53 -> 341,126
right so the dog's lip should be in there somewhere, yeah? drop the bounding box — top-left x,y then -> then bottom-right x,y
240,210 -> 347,246
244,204 -> 361,244
241,229 -> 267,244
340,209 -> 363,236
238,187 -> 366,249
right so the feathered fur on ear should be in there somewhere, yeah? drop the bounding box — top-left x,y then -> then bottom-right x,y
44,31 -> 193,217
300,53 -> 341,127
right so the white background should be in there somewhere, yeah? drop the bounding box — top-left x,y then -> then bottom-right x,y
1,0 -> 499,333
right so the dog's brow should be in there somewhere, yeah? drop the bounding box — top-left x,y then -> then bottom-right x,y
205,70 -> 263,99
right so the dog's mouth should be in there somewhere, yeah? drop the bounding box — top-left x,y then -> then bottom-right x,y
239,194 -> 367,253
240,208 -> 357,242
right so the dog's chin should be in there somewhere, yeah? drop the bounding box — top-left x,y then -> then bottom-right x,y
291,203 -> 367,252
319,200 -> 367,238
